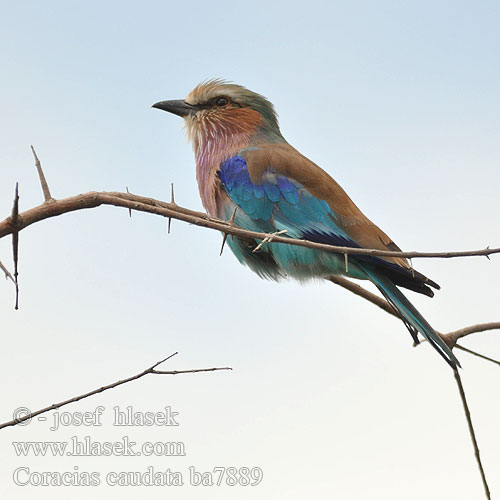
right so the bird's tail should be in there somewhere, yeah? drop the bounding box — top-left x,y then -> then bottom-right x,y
364,268 -> 460,368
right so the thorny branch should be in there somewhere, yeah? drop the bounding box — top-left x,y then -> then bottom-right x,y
1,189 -> 498,346
1,190 -> 498,260
0,353 -> 232,430
1,149 -> 498,500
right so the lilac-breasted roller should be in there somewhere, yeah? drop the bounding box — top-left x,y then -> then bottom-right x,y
153,80 -> 459,368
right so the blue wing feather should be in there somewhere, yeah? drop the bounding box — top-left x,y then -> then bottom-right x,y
219,154 -> 352,245
218,153 -> 417,281
217,154 -> 369,280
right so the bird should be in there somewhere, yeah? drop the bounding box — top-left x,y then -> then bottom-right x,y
153,79 -> 459,368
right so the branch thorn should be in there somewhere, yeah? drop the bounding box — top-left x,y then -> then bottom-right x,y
252,229 -> 288,253
220,208 -> 237,256
168,183 -> 176,234
170,183 -> 176,205
11,183 -> 20,309
30,146 -> 54,202
0,260 -> 15,284
125,187 -> 132,217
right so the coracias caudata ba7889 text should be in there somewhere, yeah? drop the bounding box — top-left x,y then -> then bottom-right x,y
153,79 -> 459,368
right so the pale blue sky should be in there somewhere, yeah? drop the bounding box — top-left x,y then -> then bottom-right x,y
1,1 -> 499,499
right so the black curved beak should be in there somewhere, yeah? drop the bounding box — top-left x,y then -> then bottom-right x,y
152,100 -> 196,117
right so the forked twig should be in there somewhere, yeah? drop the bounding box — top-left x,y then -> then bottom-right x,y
0,352 -> 231,430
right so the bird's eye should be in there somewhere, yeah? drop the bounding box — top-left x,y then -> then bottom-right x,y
216,97 -> 229,107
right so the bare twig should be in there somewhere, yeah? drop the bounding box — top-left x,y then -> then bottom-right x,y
456,345 -> 500,367
30,146 -> 53,202
0,352 -> 232,430
453,368 -> 491,500
152,367 -> 232,375
442,323 -> 500,348
0,191 -> 498,260
326,275 -> 397,317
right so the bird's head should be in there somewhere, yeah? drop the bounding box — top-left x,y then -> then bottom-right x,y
153,80 -> 284,150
